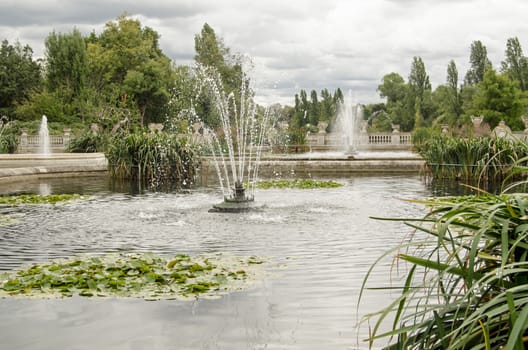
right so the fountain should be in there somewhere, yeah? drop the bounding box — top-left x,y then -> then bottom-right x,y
38,115 -> 51,156
335,91 -> 363,158
194,66 -> 272,213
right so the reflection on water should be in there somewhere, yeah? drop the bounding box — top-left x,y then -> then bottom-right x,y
0,174 -> 453,349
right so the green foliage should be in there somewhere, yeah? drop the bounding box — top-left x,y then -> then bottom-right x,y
465,40 -> 493,85
411,127 -> 441,152
87,14 -> 176,126
0,253 -> 265,300
0,194 -> 83,205
473,69 -> 525,130
15,90 -> 74,122
67,132 -> 107,153
417,135 -> 528,181
363,193 -> 528,349
289,88 -> 344,137
45,29 -> 88,98
253,179 -> 343,189
105,132 -> 199,189
501,37 -> 528,91
0,117 -> 19,153
194,23 -> 245,128
0,39 -> 42,117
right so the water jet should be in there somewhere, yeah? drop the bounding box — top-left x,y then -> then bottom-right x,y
194,66 -> 271,213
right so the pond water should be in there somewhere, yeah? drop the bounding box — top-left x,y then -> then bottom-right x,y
0,174 -> 459,349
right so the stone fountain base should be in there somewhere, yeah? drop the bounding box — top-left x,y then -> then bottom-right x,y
209,182 -> 262,213
209,198 -> 261,213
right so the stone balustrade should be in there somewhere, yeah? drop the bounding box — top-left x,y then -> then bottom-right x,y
18,128 -> 71,153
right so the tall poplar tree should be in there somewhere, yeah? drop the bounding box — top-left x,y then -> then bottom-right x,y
464,40 -> 492,85
408,57 -> 433,128
501,37 -> 528,91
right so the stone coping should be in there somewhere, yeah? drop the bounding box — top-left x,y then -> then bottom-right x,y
0,153 -> 108,183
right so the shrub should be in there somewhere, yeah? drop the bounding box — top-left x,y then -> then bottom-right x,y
417,135 -> 528,182
105,132 -> 199,190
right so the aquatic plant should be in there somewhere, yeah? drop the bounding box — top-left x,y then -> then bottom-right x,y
417,135 -> 528,182
361,193 -> 528,349
253,179 -> 343,189
0,194 -> 83,205
0,253 -> 265,300
105,132 -> 199,190
67,132 -> 107,153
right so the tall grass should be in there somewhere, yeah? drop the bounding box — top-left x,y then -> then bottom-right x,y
106,132 -> 199,190
361,190 -> 528,349
417,136 -> 528,183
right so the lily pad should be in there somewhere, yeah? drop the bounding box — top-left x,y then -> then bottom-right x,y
253,179 -> 343,189
0,252 -> 267,300
0,194 -> 85,206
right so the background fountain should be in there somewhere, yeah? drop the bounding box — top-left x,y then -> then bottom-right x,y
194,66 -> 272,212
335,91 -> 363,157
38,115 -> 51,156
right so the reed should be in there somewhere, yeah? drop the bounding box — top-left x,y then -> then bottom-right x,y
105,132 -> 199,189
361,191 -> 528,349
417,136 -> 528,183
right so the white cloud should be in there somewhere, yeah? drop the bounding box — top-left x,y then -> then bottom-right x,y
2,0 -> 528,105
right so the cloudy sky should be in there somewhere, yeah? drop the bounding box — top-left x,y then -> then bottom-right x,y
2,0 -> 528,106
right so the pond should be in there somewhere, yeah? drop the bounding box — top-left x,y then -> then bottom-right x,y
0,174 -> 459,349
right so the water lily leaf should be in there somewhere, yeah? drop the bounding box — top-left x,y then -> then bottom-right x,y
0,252 -> 267,300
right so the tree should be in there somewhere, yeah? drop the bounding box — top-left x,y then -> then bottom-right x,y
0,40 -> 42,118
194,23 -> 245,127
377,72 -> 412,131
464,40 -> 492,85
333,88 -> 344,105
319,88 -> 334,122
45,28 -> 88,98
501,37 -> 528,91
408,57 -> 434,127
433,60 -> 462,126
408,57 -> 431,103
309,90 -> 319,126
377,72 -> 406,104
87,14 -> 175,126
473,69 -> 525,130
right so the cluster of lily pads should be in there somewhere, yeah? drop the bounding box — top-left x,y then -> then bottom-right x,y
0,253 -> 265,300
254,179 -> 343,189
0,194 -> 84,205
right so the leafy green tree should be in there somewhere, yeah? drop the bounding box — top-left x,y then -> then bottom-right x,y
45,29 -> 88,98
408,56 -> 433,124
194,23 -> 245,128
319,88 -> 334,122
473,69 -> 525,130
309,89 -> 319,126
43,28 -> 92,122
501,37 -> 528,91
0,40 -> 42,118
377,72 -> 418,131
165,65 -> 197,132
464,40 -> 492,85
87,14 -> 175,126
433,60 -> 462,126
333,88 -> 344,105
377,72 -> 406,104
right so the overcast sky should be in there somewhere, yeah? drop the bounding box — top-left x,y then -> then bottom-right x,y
2,0 -> 528,106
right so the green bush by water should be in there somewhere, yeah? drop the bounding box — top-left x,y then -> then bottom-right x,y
362,192 -> 528,349
416,135 -> 528,182
105,132 -> 199,190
